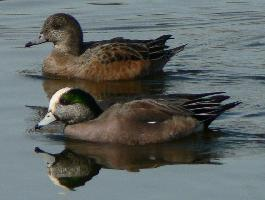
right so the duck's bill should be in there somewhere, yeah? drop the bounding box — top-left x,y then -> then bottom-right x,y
34,147 -> 56,167
25,33 -> 47,47
35,112 -> 57,129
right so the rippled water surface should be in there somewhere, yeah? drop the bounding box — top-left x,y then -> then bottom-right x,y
0,0 -> 265,199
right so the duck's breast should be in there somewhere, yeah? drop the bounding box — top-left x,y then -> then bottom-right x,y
43,51 -> 79,78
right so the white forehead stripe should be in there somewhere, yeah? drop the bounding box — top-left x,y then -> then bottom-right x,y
48,87 -> 72,112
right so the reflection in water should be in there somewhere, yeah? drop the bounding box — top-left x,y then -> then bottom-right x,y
20,69 -> 167,99
35,147 -> 100,190
26,105 -> 64,134
42,78 -> 165,100
35,135 -> 221,190
20,69 -> 168,99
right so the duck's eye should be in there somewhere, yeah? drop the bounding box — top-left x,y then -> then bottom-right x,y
60,98 -> 70,105
53,24 -> 61,30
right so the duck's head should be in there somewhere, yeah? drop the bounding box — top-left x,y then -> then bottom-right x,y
35,87 -> 102,129
25,13 -> 83,55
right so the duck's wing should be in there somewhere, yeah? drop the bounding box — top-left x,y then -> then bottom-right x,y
98,92 -> 229,112
84,35 -> 173,49
81,35 -> 186,80
89,42 -> 149,63
86,34 -> 185,62
114,99 -> 191,124
84,43 -> 152,80
118,92 -> 240,128
110,34 -> 173,45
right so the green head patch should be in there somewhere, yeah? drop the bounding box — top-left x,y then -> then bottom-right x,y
60,89 -> 92,106
60,88 -> 103,116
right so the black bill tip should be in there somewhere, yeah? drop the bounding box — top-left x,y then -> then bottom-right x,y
34,147 -> 44,153
25,41 -> 33,48
35,124 -> 43,130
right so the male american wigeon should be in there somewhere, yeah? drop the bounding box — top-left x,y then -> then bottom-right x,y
25,13 -> 186,81
35,87 -> 240,145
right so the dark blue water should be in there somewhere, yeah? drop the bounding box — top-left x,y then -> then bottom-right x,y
0,0 -> 264,199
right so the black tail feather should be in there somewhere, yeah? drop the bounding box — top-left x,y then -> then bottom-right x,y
201,101 -> 241,127
149,35 -> 173,44
165,44 -> 187,58
146,35 -> 173,48
183,94 -> 230,105
183,93 -> 241,128
146,35 -> 186,60
165,92 -> 225,100
184,103 -> 220,109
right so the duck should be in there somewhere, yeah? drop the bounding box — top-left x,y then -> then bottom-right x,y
25,13 -> 186,81
35,87 -> 240,145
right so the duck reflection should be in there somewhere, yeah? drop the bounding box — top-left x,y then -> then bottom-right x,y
21,69 -> 168,99
42,76 -> 166,100
35,147 -> 100,190
35,134 -> 220,190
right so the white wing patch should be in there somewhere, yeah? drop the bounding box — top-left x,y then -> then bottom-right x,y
149,155 -> 156,160
147,121 -> 157,124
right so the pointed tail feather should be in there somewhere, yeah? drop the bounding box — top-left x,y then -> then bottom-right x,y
164,92 -> 225,101
195,101 -> 241,128
150,44 -> 187,61
182,93 -> 241,128
183,94 -> 230,105
149,35 -> 174,44
165,44 -> 187,59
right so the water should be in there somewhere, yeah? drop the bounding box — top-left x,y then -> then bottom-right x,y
0,0 -> 265,199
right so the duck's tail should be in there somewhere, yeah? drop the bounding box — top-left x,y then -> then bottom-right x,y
165,44 -> 187,59
147,34 -> 173,48
182,93 -> 241,128
147,35 -> 186,60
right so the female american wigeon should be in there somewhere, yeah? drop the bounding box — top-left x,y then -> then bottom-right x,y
25,13 -> 186,81
35,87 -> 240,145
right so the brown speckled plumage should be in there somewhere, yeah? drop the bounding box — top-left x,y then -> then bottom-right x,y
26,13 -> 186,81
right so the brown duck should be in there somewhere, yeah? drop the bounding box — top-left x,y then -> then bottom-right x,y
35,87 -> 240,145
25,13 -> 186,81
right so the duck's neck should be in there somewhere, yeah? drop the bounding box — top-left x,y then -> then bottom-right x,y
88,101 -> 103,119
64,103 -> 103,126
54,36 -> 83,56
